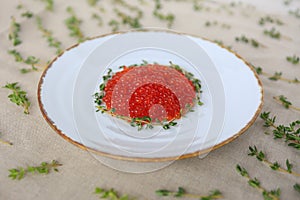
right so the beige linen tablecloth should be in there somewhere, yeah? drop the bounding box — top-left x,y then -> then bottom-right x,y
0,0 -> 299,199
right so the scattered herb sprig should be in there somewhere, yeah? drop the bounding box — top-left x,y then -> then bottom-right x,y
236,164 -> 281,200
0,132 -> 13,146
94,187 -> 134,200
248,146 -> 300,177
3,82 -> 31,114
8,160 -> 62,180
87,0 -> 99,6
153,0 -> 175,28
264,27 -> 281,39
21,11 -> 34,18
113,8 -> 142,29
235,35 -> 264,48
289,8 -> 300,19
286,55 -> 299,65
156,187 -> 222,199
113,0 -> 143,18
65,7 -> 85,42
8,49 -> 39,73
252,65 -> 299,83
108,19 -> 120,32
8,17 -> 22,46
92,13 -> 103,27
294,183 -> 300,194
260,111 -> 300,150
259,16 -> 284,26
273,95 -> 300,112
40,0 -> 54,11
36,16 -> 63,55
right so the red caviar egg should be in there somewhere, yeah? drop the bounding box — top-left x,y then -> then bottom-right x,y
102,64 -> 196,121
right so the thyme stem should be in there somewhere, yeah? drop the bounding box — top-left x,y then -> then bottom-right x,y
273,96 -> 300,112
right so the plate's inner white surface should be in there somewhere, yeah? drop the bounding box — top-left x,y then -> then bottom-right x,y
72,32 -> 225,158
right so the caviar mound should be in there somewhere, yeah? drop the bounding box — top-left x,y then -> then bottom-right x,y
95,63 -> 202,129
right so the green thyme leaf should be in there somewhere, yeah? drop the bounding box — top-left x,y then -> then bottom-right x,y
3,82 -> 30,114
8,160 -> 62,180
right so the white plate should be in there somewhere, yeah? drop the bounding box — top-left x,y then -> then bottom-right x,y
38,30 -> 263,162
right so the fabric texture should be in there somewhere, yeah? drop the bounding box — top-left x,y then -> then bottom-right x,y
0,0 -> 299,199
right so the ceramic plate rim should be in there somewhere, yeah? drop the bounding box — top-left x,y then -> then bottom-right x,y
37,30 -> 264,162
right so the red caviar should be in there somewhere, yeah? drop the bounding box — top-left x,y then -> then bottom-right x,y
102,64 -> 196,121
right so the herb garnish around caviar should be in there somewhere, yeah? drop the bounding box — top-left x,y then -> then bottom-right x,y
94,61 -> 203,131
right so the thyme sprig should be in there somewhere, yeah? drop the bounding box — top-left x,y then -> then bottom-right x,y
87,0 -> 99,6
65,7 -> 85,42
259,16 -> 284,26
260,111 -> 300,150
92,13 -> 103,27
21,11 -> 34,18
8,17 -> 22,46
273,95 -> 300,112
40,0 -> 54,11
108,19 -> 120,32
8,160 -> 62,180
3,82 -> 31,114
236,165 -> 281,200
95,106 -> 178,131
36,16 -> 63,54
156,187 -> 223,199
235,35 -> 264,48
0,132 -> 13,146
8,49 -> 39,73
248,146 -> 300,177
113,0 -> 143,18
263,27 -> 281,39
294,183 -> 300,194
286,55 -> 299,65
252,65 -> 300,84
169,61 -> 203,106
289,8 -> 300,19
114,8 -> 142,29
153,0 -> 175,28
94,187 -> 134,200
